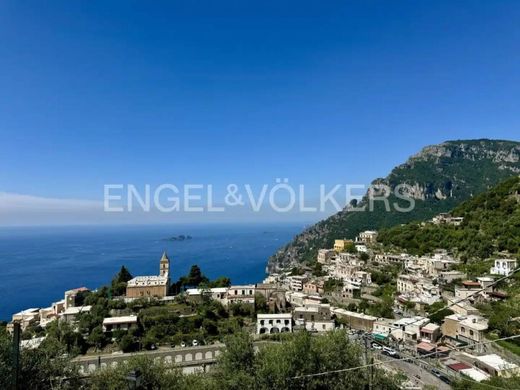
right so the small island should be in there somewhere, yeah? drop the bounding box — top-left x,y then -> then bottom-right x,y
164,235 -> 192,241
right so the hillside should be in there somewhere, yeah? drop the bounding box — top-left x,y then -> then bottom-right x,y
378,176 -> 520,259
268,139 -> 520,272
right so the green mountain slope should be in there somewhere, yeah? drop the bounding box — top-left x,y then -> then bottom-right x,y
378,176 -> 520,259
268,139 -> 520,271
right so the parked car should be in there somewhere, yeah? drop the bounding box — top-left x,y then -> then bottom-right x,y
431,369 -> 451,384
180,341 -> 186,348
382,346 -> 398,357
192,340 -> 199,346
371,343 -> 382,350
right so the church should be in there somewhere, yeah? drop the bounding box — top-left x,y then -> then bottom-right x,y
126,252 -> 170,298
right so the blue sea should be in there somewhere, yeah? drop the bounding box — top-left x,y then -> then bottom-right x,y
0,223 -> 304,320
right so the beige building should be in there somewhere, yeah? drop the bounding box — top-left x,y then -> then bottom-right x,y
334,239 -> 353,252
102,315 -> 138,332
126,252 -> 170,298
357,230 -> 378,244
227,284 -> 256,305
332,308 -> 377,332
317,249 -> 336,264
303,280 -> 324,295
442,314 -> 488,348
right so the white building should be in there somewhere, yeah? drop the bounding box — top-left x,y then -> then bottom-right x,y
227,285 -> 256,305
257,313 -> 292,334
60,305 -> 92,323
474,354 -> 520,377
289,275 -> 308,292
102,315 -> 138,332
186,287 -> 228,305
357,230 -> 378,244
490,259 -> 517,276
355,244 -> 368,253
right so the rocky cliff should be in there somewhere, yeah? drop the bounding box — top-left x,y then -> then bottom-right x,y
267,139 -> 520,272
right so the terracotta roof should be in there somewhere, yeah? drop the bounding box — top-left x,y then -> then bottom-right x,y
448,362 -> 472,371
489,291 -> 507,298
416,342 -> 435,352
462,281 -> 480,287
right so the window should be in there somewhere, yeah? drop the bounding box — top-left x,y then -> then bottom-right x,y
470,330 -> 474,336
460,327 -> 465,334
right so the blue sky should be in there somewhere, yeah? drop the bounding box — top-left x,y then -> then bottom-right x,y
1,1 -> 519,224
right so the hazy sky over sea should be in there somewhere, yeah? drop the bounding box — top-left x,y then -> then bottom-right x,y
1,1 -> 519,225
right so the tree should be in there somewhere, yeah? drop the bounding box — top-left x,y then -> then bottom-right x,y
88,325 -> 107,351
208,276 -> 231,288
111,266 -> 133,296
0,330 -> 82,389
213,331 -> 256,390
254,293 -> 268,314
118,334 -> 136,353
187,265 -> 209,286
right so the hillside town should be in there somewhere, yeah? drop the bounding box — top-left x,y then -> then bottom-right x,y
6,214 -> 520,388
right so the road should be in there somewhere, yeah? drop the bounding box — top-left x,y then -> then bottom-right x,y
377,353 -> 452,390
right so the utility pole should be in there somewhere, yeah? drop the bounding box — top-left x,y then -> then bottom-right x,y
12,321 -> 21,390
364,335 -> 373,390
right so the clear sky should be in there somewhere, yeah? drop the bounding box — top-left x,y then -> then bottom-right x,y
1,1 -> 519,225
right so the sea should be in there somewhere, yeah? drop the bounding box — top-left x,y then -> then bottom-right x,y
0,223 -> 305,321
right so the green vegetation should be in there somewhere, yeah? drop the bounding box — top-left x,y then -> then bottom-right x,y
453,374 -> 520,390
89,330 -> 401,390
323,278 -> 343,292
378,176 -> 520,259
269,140 -> 520,269
111,266 -> 133,296
426,301 -> 454,325
0,325 -> 82,389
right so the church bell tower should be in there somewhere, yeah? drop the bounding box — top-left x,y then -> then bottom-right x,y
160,251 -> 170,277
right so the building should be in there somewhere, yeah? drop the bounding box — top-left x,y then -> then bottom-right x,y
372,318 -> 397,339
447,297 -> 480,316
355,244 -> 368,253
60,305 -> 92,323
432,213 -> 464,226
455,281 -> 482,301
293,304 -> 334,332
293,303 -> 333,333
332,308 -> 377,332
227,285 -> 256,305
334,239 -> 353,252
375,253 -> 410,265
420,323 -> 441,343
438,270 -> 467,284
185,287 -> 228,305
302,280 -> 324,295
64,287 -> 89,309
102,315 -> 138,332
317,249 -> 336,264
424,252 -> 459,276
357,230 -> 378,244
442,314 -> 488,348
490,259 -> 517,276
126,252 -> 170,298
257,313 -> 292,334
7,308 -> 40,332
474,354 -> 520,377
391,316 -> 430,345
255,283 -> 287,312
289,275 -> 307,292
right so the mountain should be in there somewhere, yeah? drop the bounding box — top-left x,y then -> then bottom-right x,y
378,176 -> 520,259
267,139 -> 520,272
